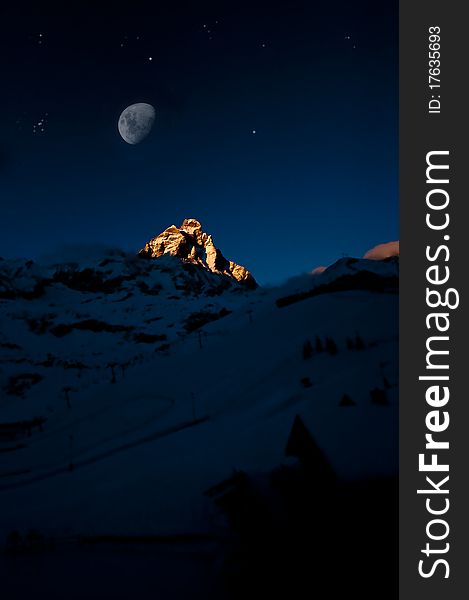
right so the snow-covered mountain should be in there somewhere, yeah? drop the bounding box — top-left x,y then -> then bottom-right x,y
0,226 -> 398,597
139,218 -> 257,288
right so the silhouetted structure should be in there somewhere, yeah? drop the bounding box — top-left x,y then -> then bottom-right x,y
285,416 -> 336,483
339,393 -> 356,407
370,387 -> 389,405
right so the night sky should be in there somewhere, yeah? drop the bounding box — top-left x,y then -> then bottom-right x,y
0,1 -> 397,284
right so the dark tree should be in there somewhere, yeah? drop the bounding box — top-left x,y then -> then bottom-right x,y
315,336 -> 323,353
25,529 -> 44,548
354,333 -> 365,351
346,337 -> 354,351
302,340 -> 313,360
325,337 -> 338,356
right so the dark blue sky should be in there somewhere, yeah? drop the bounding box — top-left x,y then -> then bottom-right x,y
0,1 -> 397,284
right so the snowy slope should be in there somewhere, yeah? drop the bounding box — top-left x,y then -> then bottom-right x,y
0,250 -> 398,540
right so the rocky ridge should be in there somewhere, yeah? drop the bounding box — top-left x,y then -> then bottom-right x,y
139,219 -> 257,289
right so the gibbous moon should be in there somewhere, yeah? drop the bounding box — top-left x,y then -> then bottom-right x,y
118,103 -> 156,145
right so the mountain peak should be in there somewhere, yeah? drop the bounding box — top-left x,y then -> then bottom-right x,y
363,241 -> 399,261
139,219 -> 257,288
180,218 -> 202,232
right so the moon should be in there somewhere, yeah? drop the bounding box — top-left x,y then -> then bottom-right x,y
118,103 -> 156,145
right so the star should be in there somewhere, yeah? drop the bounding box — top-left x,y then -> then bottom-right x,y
201,20 -> 219,39
252,130 -> 257,135
32,113 -> 49,135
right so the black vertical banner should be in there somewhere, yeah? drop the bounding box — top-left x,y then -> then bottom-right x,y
400,1 -> 468,598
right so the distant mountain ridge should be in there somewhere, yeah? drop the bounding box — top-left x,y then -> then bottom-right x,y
312,240 -> 400,275
363,241 -> 399,261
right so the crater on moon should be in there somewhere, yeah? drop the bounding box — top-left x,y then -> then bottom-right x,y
118,103 -> 156,145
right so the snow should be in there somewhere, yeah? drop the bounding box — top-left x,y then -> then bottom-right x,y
0,250 -> 398,541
